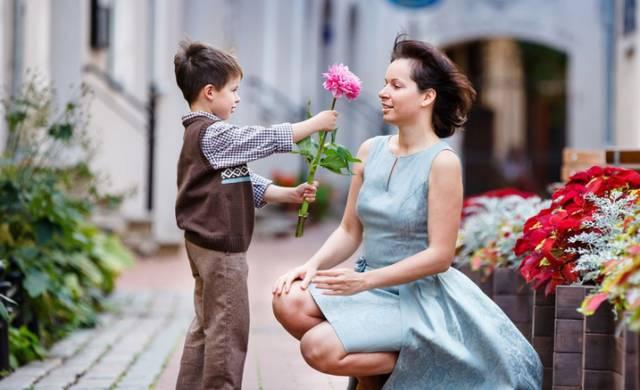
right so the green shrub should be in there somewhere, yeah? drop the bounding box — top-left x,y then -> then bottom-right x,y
0,77 -> 133,370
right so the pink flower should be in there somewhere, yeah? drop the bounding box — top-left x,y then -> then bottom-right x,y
322,64 -> 361,100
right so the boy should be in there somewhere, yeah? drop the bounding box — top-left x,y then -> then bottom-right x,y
173,40 -> 338,390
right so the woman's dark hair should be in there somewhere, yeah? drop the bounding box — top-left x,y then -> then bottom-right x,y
391,34 -> 476,137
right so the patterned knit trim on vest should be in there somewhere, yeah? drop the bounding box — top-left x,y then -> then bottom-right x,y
221,165 -> 251,184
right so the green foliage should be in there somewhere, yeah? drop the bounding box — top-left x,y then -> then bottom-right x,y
293,135 -> 360,175
8,326 -> 45,369
292,102 -> 360,176
0,77 -> 134,371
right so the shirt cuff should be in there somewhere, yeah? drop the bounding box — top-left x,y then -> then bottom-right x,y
251,172 -> 272,208
272,123 -> 294,153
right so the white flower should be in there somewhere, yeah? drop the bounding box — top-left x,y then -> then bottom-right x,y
456,195 -> 550,269
569,191 -> 640,283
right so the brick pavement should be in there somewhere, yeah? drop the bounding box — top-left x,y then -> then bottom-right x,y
1,220 -> 353,389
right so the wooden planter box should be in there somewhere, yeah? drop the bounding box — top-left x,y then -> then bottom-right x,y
625,329 -> 638,390
533,290 -> 556,389
492,268 -> 533,341
561,149 -> 640,181
553,285 -> 624,389
456,264 -> 493,299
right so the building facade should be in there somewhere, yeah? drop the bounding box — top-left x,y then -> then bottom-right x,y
0,0 -> 638,246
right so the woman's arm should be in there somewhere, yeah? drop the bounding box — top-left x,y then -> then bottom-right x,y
272,138 -> 374,295
312,149 -> 463,295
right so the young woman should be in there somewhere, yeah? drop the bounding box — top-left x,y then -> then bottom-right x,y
272,36 -> 542,390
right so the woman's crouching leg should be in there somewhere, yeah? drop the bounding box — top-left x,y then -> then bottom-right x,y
272,281 -> 324,339
300,322 -> 397,377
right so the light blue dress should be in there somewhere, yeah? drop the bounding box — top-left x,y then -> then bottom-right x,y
309,135 -> 542,389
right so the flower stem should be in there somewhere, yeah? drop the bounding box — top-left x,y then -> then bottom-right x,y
295,97 -> 337,237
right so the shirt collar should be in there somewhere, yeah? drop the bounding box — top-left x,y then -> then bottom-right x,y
181,111 -> 221,125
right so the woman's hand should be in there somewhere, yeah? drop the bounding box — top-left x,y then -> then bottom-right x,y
311,268 -> 370,296
272,263 -> 318,296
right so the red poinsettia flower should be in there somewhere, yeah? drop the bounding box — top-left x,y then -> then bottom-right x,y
516,165 -> 640,295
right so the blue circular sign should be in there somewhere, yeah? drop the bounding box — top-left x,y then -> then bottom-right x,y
387,0 -> 442,8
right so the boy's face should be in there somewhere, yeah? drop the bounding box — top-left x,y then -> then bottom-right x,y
204,75 -> 241,120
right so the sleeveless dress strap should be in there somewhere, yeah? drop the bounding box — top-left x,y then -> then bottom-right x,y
422,141 -> 454,184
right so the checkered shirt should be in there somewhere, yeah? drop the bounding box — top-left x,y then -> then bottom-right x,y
181,111 -> 294,208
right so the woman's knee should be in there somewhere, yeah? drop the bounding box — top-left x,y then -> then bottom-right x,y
272,283 -> 309,322
300,325 -> 345,373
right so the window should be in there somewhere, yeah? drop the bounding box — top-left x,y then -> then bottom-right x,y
90,0 -> 111,49
624,0 -> 636,36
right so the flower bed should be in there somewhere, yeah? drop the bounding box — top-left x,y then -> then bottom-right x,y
456,188 -> 548,336
515,166 -> 640,389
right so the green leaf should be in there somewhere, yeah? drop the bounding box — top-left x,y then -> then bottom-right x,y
23,270 -> 49,298
335,144 -> 361,163
0,224 -> 14,246
0,301 -> 9,322
317,143 -> 361,176
305,100 -> 313,119
294,135 -> 319,165
6,111 -> 27,132
70,253 -> 104,286
48,123 -> 73,141
34,219 -> 55,246
319,154 -> 347,175
17,245 -> 38,262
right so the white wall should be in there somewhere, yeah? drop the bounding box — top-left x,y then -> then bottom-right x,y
22,0 -> 51,80
615,0 -> 640,148
50,0 -> 87,105
152,0 -> 187,244
0,0 -> 11,150
183,0 -> 228,47
81,0 -> 150,221
111,0 -> 150,104
84,71 -> 148,221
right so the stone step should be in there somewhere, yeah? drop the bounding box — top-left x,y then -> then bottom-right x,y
68,318 -> 160,390
33,318 -> 136,389
0,291 -> 192,390
117,313 -> 191,388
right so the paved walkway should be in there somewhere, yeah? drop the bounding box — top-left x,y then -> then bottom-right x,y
1,220 -> 352,389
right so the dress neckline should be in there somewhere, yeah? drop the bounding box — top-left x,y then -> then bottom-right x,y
384,135 -> 443,159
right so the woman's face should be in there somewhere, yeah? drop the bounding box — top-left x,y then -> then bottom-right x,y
378,58 -> 432,126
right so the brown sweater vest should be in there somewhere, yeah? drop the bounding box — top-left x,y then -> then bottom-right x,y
175,116 -> 254,252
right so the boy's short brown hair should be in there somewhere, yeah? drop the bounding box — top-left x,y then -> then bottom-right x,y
174,40 -> 243,104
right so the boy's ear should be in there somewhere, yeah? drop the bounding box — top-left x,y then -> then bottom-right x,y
203,84 -> 216,101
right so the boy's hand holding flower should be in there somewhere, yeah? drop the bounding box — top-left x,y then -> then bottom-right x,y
264,181 -> 319,205
291,110 -> 339,142
294,64 -> 362,237
290,181 -> 319,204
311,110 -> 339,133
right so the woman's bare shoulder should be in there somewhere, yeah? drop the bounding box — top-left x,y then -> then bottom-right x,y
356,137 -> 381,160
431,148 -> 462,178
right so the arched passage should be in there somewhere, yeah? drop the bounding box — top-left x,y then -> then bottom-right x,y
445,39 -> 567,195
